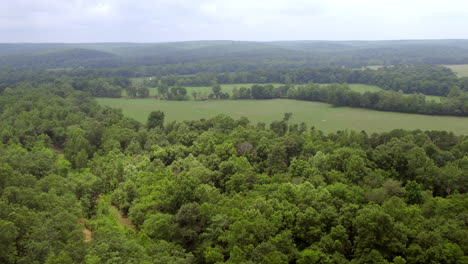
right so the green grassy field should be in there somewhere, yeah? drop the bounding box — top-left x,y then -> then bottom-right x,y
124,83 -> 381,98
183,83 -> 382,95
123,83 -> 442,102
425,95 -> 442,103
184,83 -> 284,99
366,64 -> 468,78
347,84 -> 382,93
97,98 -> 468,134
123,83 -> 285,98
364,65 -> 384,70
444,64 -> 468,77
347,84 -> 442,102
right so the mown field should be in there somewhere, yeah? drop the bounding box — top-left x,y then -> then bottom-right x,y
124,82 -> 442,102
97,98 -> 468,134
444,64 -> 468,77
123,83 -> 285,97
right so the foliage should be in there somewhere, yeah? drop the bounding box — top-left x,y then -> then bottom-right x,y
0,71 -> 467,264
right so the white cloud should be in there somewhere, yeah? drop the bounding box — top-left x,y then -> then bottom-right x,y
1,0 -> 468,42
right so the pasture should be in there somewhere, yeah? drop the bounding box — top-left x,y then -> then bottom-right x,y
123,82 -> 442,102
97,98 -> 468,134
123,83 -> 285,98
123,83 -> 382,98
347,84 -> 382,93
444,64 -> 468,77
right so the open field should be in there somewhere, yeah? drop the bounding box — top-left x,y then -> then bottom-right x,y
184,83 -> 284,98
346,84 -> 441,102
444,64 -> 468,77
123,83 -> 285,98
425,95 -> 442,102
97,98 -> 468,134
123,83 -> 442,102
125,83 -> 384,98
183,83 -> 382,95
364,65 -> 384,70
347,84 -> 382,93
367,64 -> 468,78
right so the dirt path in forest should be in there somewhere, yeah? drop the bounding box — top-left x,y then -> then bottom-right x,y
81,195 -> 137,242
110,205 -> 137,231
83,227 -> 92,242
80,218 -> 92,242
50,144 -> 64,154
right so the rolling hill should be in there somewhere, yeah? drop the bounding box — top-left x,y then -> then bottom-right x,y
2,40 -> 468,70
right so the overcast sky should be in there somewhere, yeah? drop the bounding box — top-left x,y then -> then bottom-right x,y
2,0 -> 468,42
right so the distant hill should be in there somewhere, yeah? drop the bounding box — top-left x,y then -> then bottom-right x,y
112,41 -> 300,58
1,40 -> 468,70
0,48 -> 118,69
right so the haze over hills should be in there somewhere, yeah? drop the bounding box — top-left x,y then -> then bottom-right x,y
2,40 -> 468,70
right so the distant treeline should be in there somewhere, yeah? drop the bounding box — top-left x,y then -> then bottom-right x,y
158,65 -> 466,96
287,84 -> 468,116
2,65 -> 467,97
119,81 -> 468,117
206,83 -> 467,117
2,65 -> 468,116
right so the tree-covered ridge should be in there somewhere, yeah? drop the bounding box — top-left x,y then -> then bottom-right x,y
2,40 -> 468,70
0,83 -> 467,263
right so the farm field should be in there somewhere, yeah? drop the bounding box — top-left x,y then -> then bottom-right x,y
444,64 -> 468,77
123,83 -> 285,98
366,64 -> 468,78
123,82 -> 442,102
347,84 -> 382,93
130,80 -> 380,94
97,98 -> 468,134
347,84 -> 441,102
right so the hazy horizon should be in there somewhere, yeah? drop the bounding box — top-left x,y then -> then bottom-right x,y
2,39 -> 468,44
2,0 -> 468,43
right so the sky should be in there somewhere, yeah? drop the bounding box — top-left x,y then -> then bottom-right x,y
2,0 -> 468,42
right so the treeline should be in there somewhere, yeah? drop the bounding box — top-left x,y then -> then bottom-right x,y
2,67 -> 466,116
287,84 -> 468,116
64,65 -> 465,98
2,65 -> 468,98
158,65 -> 465,96
147,83 -> 468,117
0,79 -> 467,263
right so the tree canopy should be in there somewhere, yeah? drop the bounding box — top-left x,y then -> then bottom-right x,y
0,78 -> 466,263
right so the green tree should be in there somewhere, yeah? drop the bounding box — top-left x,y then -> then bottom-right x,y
126,86 -> 137,97
147,111 -> 165,129
157,82 -> 169,98
404,181 -> 424,204
212,84 -> 221,98
0,219 -> 18,264
137,86 -> 150,98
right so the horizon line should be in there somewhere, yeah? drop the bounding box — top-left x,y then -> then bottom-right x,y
2,38 -> 468,44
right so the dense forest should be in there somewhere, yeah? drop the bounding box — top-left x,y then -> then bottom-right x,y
0,76 -> 467,263
1,40 -> 468,263
2,40 -> 468,72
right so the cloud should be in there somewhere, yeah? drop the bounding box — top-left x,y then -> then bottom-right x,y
1,0 -> 468,42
